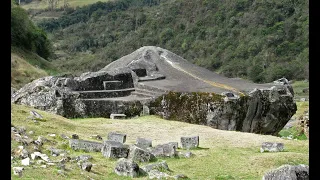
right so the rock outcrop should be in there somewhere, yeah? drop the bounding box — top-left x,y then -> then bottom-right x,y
11,46 -> 297,135
262,164 -> 309,180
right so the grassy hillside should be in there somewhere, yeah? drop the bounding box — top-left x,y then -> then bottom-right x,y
33,0 -> 308,82
11,47 -> 60,89
11,103 -> 308,179
21,0 -> 113,10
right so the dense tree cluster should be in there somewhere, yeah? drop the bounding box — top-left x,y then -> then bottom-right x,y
37,0 -> 308,82
11,1 -> 52,59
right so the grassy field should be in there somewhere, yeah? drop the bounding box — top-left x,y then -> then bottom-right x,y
11,103 -> 309,180
11,47 -> 60,89
292,80 -> 309,100
21,0 -> 113,10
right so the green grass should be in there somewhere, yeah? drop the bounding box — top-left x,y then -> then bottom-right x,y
292,80 -> 309,100
11,103 -> 309,179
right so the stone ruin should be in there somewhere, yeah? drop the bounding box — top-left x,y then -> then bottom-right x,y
11,46 -> 297,135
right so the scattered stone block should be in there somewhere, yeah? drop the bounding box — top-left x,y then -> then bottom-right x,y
14,146 -> 29,159
179,151 -> 194,158
151,143 -> 177,157
140,161 -> 169,173
148,169 -> 170,179
110,114 -> 126,119
262,164 -> 309,180
30,110 -> 43,119
107,132 -> 127,143
75,155 -> 93,162
114,158 -> 140,178
102,141 -> 129,158
69,139 -> 103,152
128,145 -> 156,162
81,162 -> 93,172
13,167 -> 24,177
181,136 -> 199,149
21,158 -> 30,166
135,137 -> 152,149
49,148 -> 66,156
260,142 -> 284,153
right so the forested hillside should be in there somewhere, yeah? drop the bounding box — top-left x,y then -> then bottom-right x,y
36,0 -> 308,83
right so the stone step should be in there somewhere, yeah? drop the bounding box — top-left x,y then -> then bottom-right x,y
131,88 -> 165,98
135,83 -> 168,94
103,81 -> 123,90
131,91 -> 155,98
74,88 -> 135,99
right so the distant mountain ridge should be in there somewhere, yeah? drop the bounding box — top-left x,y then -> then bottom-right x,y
35,0 -> 308,83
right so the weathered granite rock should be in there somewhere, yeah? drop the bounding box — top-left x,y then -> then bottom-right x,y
80,162 -> 93,172
181,136 -> 199,149
114,158 -> 140,178
107,132 -> 127,143
11,87 -> 17,96
49,148 -> 66,156
69,139 -> 103,152
260,142 -> 284,153
140,161 -> 169,173
102,141 -> 129,158
151,143 -> 177,157
135,137 -> 152,149
75,155 -> 93,162
148,170 -> 170,179
128,145 -> 156,162
13,167 -> 24,177
179,151 -> 194,158
262,164 -> 309,180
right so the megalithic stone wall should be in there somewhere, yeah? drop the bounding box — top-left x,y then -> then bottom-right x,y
150,85 -> 296,135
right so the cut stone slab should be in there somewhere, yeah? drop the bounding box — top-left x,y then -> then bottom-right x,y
69,139 -> 103,152
260,142 -> 284,153
107,132 -> 127,143
140,161 -> 169,173
102,141 -> 129,158
181,136 -> 199,149
128,145 -> 156,162
110,114 -> 126,119
151,143 -> 177,157
114,158 -> 140,178
262,164 -> 309,180
135,137 -> 152,149
21,157 -> 30,166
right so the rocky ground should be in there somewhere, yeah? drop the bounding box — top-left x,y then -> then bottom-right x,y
11,103 -> 308,179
